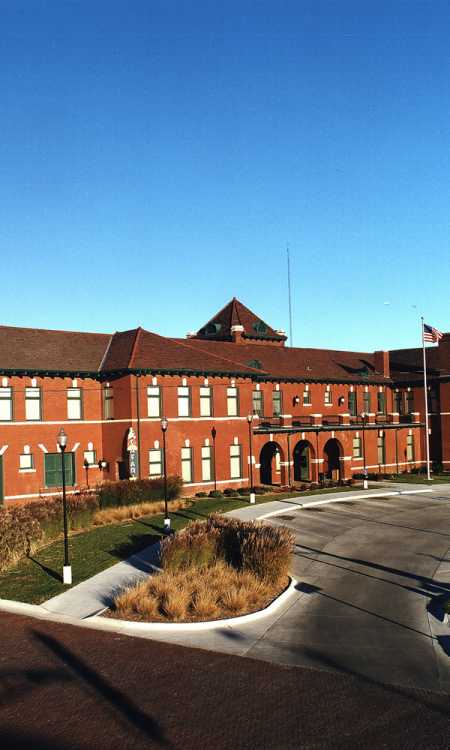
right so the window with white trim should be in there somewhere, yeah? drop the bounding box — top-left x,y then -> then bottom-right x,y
303,389 -> 311,406
0,387 -> 13,421
324,389 -> 332,406
199,386 -> 213,417
352,437 -> 362,458
25,387 -> 41,421
67,388 -> 82,420
227,387 -> 239,416
272,390 -> 282,417
363,391 -> 371,413
149,448 -> 163,477
377,391 -> 385,414
83,450 -> 96,466
147,386 -> 161,417
177,386 -> 191,417
103,387 -> 114,419
201,445 -> 212,481
230,444 -> 242,479
181,446 -> 193,482
406,434 -> 415,461
252,390 -> 264,417
19,452 -> 34,470
348,391 -> 357,416
377,435 -> 385,465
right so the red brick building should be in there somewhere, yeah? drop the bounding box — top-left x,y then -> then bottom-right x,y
0,298 -> 448,505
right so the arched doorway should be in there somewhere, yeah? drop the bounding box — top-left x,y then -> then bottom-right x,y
293,440 -> 314,482
323,439 -> 342,480
259,441 -> 284,485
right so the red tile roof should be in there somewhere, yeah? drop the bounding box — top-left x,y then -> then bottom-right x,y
0,325 -> 110,372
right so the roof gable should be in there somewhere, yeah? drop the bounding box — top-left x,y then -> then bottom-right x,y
194,298 -> 286,342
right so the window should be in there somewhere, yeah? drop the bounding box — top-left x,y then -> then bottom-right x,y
348,391 -> 357,416
149,448 -> 163,477
103,387 -> 114,419
147,386 -> 161,417
324,389 -> 332,406
363,391 -> 371,413
393,391 -> 401,414
67,388 -> 82,420
377,392 -> 385,414
25,387 -> 41,420
201,445 -> 212,481
19,453 -> 34,470
407,391 -> 414,414
227,387 -> 239,416
177,386 -> 191,417
83,449 -> 96,466
0,387 -> 12,421
181,447 -> 193,482
44,452 -> 75,487
272,390 -> 282,417
377,435 -> 385,465
230,444 -> 242,479
303,389 -> 311,406
252,390 -> 264,417
352,437 -> 362,459
406,434 -> 415,462
200,387 -> 213,417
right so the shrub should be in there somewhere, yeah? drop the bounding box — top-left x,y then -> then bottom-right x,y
237,488 -> 249,496
195,491 -> 208,498
253,487 -> 266,495
0,506 -> 43,572
223,488 -> 238,496
96,476 -> 183,509
208,490 -> 223,498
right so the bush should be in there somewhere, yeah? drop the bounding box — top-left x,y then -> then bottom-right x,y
237,488 -> 249,496
208,490 -> 223,498
253,487 -> 266,495
96,476 -> 183,509
195,491 -> 208,498
0,506 -> 43,572
223,488 -> 239,497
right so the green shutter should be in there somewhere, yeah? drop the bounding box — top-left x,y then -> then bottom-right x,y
44,453 -> 75,487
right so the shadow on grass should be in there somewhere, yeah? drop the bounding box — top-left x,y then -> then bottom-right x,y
109,534 -> 161,562
28,557 -> 63,583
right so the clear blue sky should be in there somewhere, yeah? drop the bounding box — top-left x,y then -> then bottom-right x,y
1,1 -> 449,351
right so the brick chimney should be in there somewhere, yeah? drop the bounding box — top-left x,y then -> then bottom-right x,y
438,333 -> 450,373
374,350 -> 390,378
230,324 -> 245,344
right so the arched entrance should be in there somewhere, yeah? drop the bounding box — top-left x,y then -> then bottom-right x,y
323,439 -> 342,480
259,441 -> 284,485
293,440 -> 314,482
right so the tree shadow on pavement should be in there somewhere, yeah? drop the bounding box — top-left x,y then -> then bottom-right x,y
31,630 -> 172,747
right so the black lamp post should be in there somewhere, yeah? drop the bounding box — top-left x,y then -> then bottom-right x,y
361,412 -> 368,489
57,427 -> 72,585
211,426 -> 217,492
83,458 -> 90,489
247,414 -> 255,503
161,417 -> 170,531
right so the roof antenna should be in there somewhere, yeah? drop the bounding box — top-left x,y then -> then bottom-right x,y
287,244 -> 294,346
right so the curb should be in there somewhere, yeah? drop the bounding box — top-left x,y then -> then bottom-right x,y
87,576 -> 299,633
257,488 -> 433,521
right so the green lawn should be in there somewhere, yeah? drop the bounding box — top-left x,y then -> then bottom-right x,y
384,473 -> 450,484
0,484 -> 373,606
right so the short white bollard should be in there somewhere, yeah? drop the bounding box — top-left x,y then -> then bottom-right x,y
249,492 -> 256,504
63,565 -> 72,586
363,479 -> 369,490
164,517 -> 171,531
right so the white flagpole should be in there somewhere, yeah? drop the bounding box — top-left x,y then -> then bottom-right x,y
421,316 -> 432,481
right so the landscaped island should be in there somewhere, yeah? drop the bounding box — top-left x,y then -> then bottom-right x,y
108,515 -> 295,623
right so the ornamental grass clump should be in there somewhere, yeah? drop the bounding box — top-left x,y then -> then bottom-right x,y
92,498 -> 188,526
160,520 -> 220,571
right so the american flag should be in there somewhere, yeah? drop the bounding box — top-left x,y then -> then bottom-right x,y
423,323 -> 443,343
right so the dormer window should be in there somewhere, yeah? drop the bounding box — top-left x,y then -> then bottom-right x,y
253,321 -> 267,335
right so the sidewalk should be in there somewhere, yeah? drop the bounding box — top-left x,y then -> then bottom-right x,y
40,482 -> 433,619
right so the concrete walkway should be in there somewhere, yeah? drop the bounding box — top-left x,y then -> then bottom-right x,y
41,482 -> 432,619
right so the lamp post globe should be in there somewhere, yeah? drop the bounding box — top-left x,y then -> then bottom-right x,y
57,427 -> 72,585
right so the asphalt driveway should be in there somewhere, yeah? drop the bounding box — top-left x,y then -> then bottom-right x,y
247,489 -> 450,692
